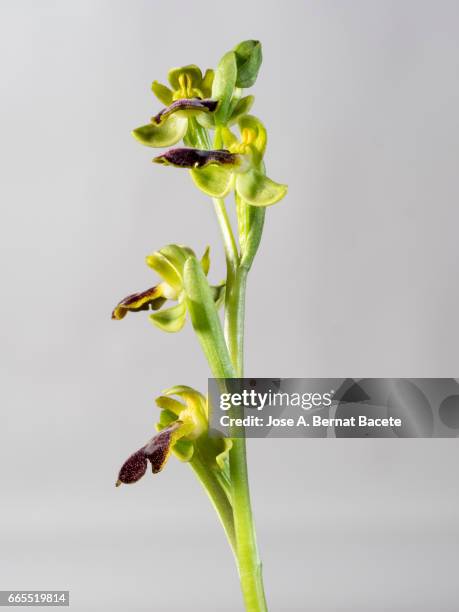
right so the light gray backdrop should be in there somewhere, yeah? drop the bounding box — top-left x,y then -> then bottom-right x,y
1,1 -> 459,610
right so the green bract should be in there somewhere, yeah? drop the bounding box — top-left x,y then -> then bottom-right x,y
233,40 -> 263,88
211,51 -> 237,125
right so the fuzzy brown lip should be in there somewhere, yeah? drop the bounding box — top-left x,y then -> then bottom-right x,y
153,147 -> 238,169
111,285 -> 166,320
116,422 -> 182,485
152,98 -> 218,126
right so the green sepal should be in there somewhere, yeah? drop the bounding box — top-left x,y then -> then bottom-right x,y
168,65 -> 203,91
212,51 -> 237,125
159,385 -> 208,437
171,439 -> 195,462
149,301 -> 187,332
161,385 -> 206,409
157,244 -> 194,267
190,165 -> 234,198
145,244 -> 194,292
228,95 -> 255,125
151,80 -> 173,105
156,396 -> 186,417
233,40 -> 263,88
162,384 -> 203,397
132,115 -> 187,148
145,251 -> 183,292
236,168 -> 287,207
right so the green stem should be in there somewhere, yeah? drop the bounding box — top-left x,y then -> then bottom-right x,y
212,197 -> 239,272
189,186 -> 268,610
226,265 -> 268,612
225,265 -> 248,377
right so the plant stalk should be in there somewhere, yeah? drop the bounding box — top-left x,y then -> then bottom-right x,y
208,192 -> 268,611
226,264 -> 268,612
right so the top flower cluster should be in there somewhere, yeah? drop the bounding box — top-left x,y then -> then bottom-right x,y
132,40 -> 287,207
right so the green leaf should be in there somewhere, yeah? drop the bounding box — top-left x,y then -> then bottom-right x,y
183,257 -> 235,379
132,115 -> 187,148
228,95 -> 255,125
236,169 -> 287,207
149,301 -> 187,333
212,51 -> 237,125
190,165 -> 234,198
233,40 -> 263,88
151,80 -> 173,105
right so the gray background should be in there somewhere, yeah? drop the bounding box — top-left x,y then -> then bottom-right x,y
1,1 -> 459,610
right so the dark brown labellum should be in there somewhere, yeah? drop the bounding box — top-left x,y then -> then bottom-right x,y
154,148 -> 238,169
116,449 -> 147,486
115,422 -> 182,486
152,98 -> 218,125
112,286 -> 167,320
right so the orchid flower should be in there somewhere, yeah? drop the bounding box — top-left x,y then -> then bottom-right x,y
112,244 -> 224,332
116,386 -> 232,487
153,114 -> 287,206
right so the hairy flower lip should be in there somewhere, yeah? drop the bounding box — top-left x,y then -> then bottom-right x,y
152,98 -> 218,126
115,449 -> 147,487
111,285 -> 166,320
153,148 -> 239,169
116,422 -> 183,486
